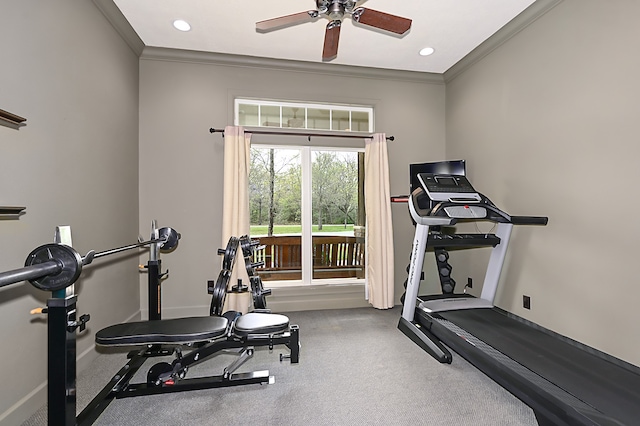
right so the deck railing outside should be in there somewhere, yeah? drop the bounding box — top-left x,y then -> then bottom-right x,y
252,235 -> 365,281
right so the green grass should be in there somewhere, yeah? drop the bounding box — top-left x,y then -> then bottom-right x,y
250,224 -> 354,235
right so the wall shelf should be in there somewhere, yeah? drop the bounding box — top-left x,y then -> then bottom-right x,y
0,206 -> 27,220
0,109 -> 27,130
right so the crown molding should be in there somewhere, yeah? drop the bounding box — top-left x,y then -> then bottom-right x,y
444,0 -> 563,83
92,0 -> 144,56
92,0 -> 561,85
140,47 -> 445,85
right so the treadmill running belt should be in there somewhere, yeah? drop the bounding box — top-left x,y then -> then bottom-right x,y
437,309 -> 640,425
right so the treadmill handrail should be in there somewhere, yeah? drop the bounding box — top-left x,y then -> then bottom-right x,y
409,189 -> 457,226
510,216 -> 549,226
410,188 -> 548,226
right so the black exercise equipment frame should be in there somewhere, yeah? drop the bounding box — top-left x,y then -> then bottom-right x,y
77,326 -> 300,425
1,229 -> 299,425
0,223 -> 179,425
399,165 -> 640,426
78,235 -> 299,425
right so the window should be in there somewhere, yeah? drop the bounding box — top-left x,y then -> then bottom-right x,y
235,99 -> 373,132
249,146 -> 365,286
236,97 -> 373,286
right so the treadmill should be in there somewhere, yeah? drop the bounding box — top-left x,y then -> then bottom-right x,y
398,163 -> 640,426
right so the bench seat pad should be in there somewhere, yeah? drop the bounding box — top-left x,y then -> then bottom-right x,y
234,312 -> 289,337
96,316 -> 229,346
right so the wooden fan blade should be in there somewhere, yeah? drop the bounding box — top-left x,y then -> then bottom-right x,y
352,8 -> 412,35
256,11 -> 318,32
322,21 -> 341,61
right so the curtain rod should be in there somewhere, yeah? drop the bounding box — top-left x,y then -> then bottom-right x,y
209,127 -> 394,141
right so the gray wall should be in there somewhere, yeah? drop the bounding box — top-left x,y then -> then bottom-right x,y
137,50 -> 446,318
5,0 -> 640,423
0,1 -> 140,424
445,0 -> 640,366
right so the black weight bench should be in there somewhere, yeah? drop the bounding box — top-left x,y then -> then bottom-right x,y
78,312 -> 299,424
96,312 -> 292,346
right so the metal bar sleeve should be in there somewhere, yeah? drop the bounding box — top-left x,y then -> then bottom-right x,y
92,238 -> 162,260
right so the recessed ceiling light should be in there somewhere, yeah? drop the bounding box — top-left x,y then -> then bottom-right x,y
173,19 -> 191,32
419,47 -> 435,56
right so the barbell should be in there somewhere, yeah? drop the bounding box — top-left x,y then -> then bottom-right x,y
0,227 -> 180,292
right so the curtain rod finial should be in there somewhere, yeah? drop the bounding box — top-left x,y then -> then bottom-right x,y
210,128 -> 225,138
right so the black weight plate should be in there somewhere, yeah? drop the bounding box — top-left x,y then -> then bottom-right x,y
239,235 -> 258,258
158,227 -> 180,253
250,276 -> 267,310
219,237 -> 239,271
210,269 -> 230,316
240,235 -> 264,276
25,244 -> 83,291
245,259 -> 265,277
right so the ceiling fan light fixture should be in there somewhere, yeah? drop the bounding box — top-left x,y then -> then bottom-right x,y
257,1 -> 412,61
419,47 -> 435,56
173,19 -> 191,32
327,2 -> 345,21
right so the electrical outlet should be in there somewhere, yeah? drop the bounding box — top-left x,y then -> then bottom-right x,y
523,295 -> 531,310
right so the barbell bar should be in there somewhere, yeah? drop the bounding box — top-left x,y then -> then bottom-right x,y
0,227 -> 180,292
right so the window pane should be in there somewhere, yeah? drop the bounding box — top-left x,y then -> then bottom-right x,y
351,111 -> 369,132
311,150 -> 364,280
283,107 -> 305,128
238,103 -> 259,126
307,108 -> 331,130
249,148 -> 302,281
236,99 -> 373,133
331,110 -> 350,131
261,105 -> 281,127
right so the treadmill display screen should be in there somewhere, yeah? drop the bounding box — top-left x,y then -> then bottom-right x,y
410,160 -> 466,192
435,176 -> 457,186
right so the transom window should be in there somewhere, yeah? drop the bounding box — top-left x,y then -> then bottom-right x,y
235,99 -> 373,133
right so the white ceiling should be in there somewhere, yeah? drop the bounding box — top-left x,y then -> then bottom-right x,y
112,0 -> 537,74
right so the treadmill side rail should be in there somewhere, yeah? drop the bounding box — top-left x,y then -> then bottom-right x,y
419,297 -> 494,313
398,317 -> 452,363
401,223 -> 430,322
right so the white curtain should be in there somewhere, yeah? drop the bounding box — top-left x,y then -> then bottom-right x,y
364,133 -> 395,309
221,125 -> 252,313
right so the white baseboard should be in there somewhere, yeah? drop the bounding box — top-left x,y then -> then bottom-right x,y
0,310 -> 141,426
268,283 -> 370,312
141,284 -> 370,318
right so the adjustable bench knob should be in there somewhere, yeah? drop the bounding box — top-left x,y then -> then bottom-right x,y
279,353 -> 291,362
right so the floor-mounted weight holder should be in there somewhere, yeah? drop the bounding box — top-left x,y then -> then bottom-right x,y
211,235 -> 273,315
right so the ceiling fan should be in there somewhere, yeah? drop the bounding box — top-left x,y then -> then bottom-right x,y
256,0 -> 412,62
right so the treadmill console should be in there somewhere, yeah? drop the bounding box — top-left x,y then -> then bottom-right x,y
417,173 -> 481,202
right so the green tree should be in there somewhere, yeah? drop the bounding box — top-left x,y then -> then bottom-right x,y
275,164 -> 301,224
249,149 -> 270,225
331,154 -> 358,228
250,148 -> 300,235
312,151 -> 338,230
